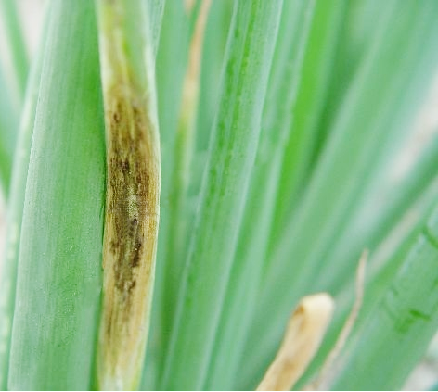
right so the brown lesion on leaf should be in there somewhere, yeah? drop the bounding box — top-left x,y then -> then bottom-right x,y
98,82 -> 160,389
104,94 -> 158,286
95,1 -> 161,389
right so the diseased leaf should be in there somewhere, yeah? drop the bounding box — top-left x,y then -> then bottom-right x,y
95,0 -> 161,389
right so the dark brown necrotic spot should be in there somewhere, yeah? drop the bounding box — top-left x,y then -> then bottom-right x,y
131,238 -> 142,269
112,111 -> 121,123
105,94 -> 153,309
121,159 -> 130,173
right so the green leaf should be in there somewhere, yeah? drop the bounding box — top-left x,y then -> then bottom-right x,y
266,0 -> 438,299
145,0 -> 189,387
159,1 -> 213,365
7,1 -> 105,389
183,0 -> 233,279
296,173 -> 438,389
193,0 -> 232,156
0,0 -> 29,103
268,0 -> 346,246
321,131 -> 438,293
160,1 -> 284,389
0,14 -> 45,389
204,1 -> 316,389
0,0 -> 29,192
239,0 -> 438,388
146,0 -> 165,58
332,206 -> 438,390
0,67 -> 16,192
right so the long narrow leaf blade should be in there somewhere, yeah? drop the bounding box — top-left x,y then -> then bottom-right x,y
152,0 -> 188,376
7,1 -> 105,389
160,1 -> 283,389
204,1 -> 316,389
0,67 -> 16,192
0,15 -> 45,388
332,206 -> 438,390
0,0 -> 28,103
95,0 -> 161,389
146,0 -> 165,58
240,0 -> 438,387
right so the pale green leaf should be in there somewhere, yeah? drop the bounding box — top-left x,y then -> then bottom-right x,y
7,1 -> 105,389
160,1 -> 284,389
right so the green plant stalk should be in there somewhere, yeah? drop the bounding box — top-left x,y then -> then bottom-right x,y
160,63 -> 195,333
160,1 -> 283,389
308,5 -> 438,292
160,0 -> 211,373
320,133 -> 438,292
186,0 -> 201,35
263,0 -> 397,294
266,0 -> 434,329
248,176 -> 438,390
0,16 -> 45,388
268,0 -> 346,250
0,0 -> 28,104
146,0 -> 165,58
145,7 -> 231,390
95,0 -> 161,389
240,0 -> 438,386
332,205 -> 438,390
0,145 -> 10,193
296,175 -> 438,388
7,1 -> 106,389
149,0 -> 188,381
193,0 -> 232,155
311,0 -> 394,161
0,0 -> 27,192
265,0 -> 438,299
293,127 -> 438,386
0,67 -> 16,192
204,1 -> 315,389
184,0 -> 232,261
141,4 -> 176,391
0,82 -> 17,197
